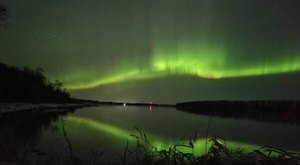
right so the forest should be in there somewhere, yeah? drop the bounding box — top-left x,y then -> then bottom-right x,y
0,62 -> 71,103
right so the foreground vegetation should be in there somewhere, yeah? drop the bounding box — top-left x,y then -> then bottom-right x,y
1,108 -> 299,165
7,127 -> 300,165
117,130 -> 300,165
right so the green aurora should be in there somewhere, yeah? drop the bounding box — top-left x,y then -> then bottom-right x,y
66,41 -> 300,90
1,0 -> 300,100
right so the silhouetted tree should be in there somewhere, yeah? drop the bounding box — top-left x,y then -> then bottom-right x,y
0,4 -> 8,26
53,80 -> 63,90
0,62 -> 71,103
0,4 -> 70,103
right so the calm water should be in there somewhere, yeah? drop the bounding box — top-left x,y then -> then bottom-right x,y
1,105 -> 300,164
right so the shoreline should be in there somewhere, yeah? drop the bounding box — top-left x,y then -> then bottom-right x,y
0,102 -> 98,114
0,100 -> 175,115
176,100 -> 300,124
2,99 -> 300,125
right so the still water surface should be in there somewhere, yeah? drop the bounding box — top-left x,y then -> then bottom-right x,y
2,105 -> 300,163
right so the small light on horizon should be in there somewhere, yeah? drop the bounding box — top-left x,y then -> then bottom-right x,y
123,103 -> 126,107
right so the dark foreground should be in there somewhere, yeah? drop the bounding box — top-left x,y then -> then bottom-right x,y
0,103 -> 300,165
119,131 -> 300,165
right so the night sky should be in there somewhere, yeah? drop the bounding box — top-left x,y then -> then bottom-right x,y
1,0 -> 300,103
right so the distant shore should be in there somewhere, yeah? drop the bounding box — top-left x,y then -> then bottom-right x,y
0,99 -> 174,114
2,99 -> 300,125
0,102 -> 97,114
176,100 -> 300,124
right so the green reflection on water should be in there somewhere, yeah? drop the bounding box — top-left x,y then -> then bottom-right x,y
63,116 -> 259,155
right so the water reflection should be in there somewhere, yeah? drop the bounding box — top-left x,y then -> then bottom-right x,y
1,105 -> 300,164
63,116 -> 258,155
0,108 -> 76,163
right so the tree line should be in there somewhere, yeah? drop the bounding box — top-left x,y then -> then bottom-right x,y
1,4 -> 71,103
0,3 -> 8,26
0,62 -> 71,103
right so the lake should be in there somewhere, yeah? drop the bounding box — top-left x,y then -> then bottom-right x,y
1,105 -> 300,164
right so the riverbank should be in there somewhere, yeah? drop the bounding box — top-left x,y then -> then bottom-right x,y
0,99 -> 175,115
176,100 -> 300,124
0,101 -> 98,114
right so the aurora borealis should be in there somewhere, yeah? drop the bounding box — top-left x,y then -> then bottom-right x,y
1,0 -> 300,102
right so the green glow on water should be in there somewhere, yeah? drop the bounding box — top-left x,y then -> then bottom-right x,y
65,116 -> 258,155
65,116 -> 138,141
